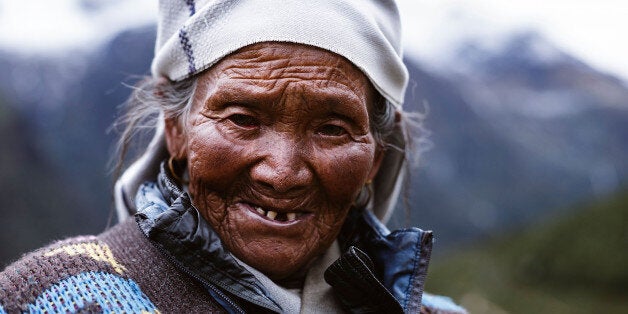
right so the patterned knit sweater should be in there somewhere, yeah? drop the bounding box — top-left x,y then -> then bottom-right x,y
1,167 -> 468,314
1,221 -> 466,313
0,219 -> 222,313
0,218 -> 467,314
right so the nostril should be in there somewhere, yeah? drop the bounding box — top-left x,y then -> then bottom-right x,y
251,169 -> 312,195
256,175 -> 304,194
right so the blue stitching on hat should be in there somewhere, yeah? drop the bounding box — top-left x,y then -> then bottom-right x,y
179,29 -> 196,75
185,0 -> 195,16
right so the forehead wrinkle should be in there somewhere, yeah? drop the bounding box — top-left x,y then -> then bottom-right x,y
211,76 -> 366,107
197,43 -> 373,118
268,85 -> 326,131
216,49 -> 368,94
222,63 -> 362,91
274,82 -> 368,128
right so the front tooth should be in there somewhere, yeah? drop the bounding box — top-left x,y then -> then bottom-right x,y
266,210 -> 278,220
255,207 -> 265,215
286,213 -> 296,221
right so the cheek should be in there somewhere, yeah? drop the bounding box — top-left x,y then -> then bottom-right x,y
185,126 -> 248,189
302,145 -> 375,267
184,125 -> 252,222
313,145 -> 374,236
314,144 -> 376,205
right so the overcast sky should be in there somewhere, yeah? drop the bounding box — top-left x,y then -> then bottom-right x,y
397,0 -> 628,81
0,0 -> 627,82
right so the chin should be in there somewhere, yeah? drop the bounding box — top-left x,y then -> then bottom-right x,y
215,205 -> 342,281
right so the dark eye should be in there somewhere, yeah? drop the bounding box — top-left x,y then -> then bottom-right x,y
317,124 -> 347,136
228,114 -> 259,128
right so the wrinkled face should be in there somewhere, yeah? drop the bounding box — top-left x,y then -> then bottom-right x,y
164,42 -> 382,280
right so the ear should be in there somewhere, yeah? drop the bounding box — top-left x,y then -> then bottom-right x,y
367,110 -> 401,182
367,147 -> 385,182
164,117 -> 187,159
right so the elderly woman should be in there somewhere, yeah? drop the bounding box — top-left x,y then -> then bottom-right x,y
0,0 -> 465,313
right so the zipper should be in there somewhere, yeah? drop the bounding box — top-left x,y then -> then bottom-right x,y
205,281 -> 246,314
134,218 -> 277,313
409,230 -> 433,312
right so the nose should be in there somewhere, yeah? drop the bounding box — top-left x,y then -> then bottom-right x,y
250,134 -> 313,194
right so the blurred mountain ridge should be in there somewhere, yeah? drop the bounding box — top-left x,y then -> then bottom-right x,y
0,26 -> 627,265
393,31 -> 628,246
0,26 -> 156,266
0,97 -> 95,267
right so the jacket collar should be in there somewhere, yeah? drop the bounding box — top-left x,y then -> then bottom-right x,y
134,162 -> 432,312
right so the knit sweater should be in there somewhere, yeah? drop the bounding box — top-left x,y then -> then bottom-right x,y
0,168 -> 467,313
2,218 -> 471,314
0,218 -> 222,313
0,219 -> 465,314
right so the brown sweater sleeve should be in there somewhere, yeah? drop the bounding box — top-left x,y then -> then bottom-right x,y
0,219 -> 222,313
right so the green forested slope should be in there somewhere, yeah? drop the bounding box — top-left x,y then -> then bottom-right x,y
425,190 -> 628,313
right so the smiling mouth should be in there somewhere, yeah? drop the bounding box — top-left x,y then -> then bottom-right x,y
249,204 -> 307,222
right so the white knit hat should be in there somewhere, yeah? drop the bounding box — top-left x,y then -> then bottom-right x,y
151,0 -> 408,106
115,0 -> 409,223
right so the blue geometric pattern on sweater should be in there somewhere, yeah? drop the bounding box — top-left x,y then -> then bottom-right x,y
0,303 -> 6,314
27,271 -> 158,313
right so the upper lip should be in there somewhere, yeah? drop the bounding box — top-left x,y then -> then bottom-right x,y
241,189 -> 313,214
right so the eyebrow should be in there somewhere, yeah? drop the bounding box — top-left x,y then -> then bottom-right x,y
203,86 -> 264,110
